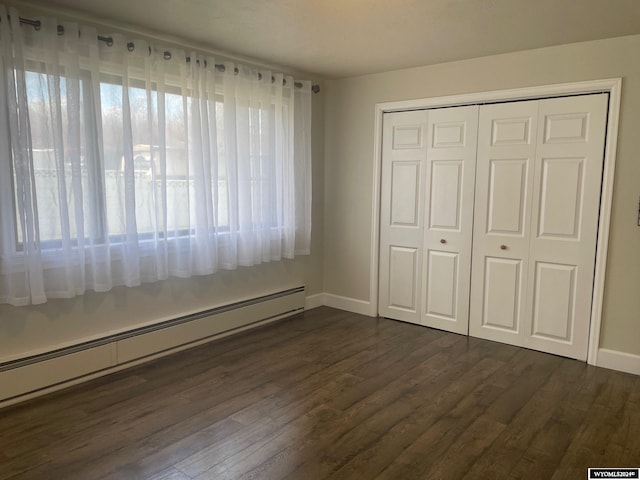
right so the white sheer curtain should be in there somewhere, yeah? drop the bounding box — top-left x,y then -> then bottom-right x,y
0,6 -> 312,306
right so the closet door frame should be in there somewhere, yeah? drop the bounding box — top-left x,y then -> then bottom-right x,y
370,78 -> 622,366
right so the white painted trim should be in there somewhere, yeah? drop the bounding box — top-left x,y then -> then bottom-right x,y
305,293 -> 325,310
324,294 -> 376,317
369,105 -> 384,319
587,78 -> 622,365
370,78 -> 622,365
374,78 -> 621,113
596,349 -> 640,376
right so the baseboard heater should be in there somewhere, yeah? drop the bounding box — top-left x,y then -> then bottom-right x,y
0,286 -> 305,407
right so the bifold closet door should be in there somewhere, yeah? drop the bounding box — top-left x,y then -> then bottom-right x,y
379,106 -> 478,332
469,100 -> 539,346
421,105 -> 478,334
524,94 -> 608,360
469,94 -> 608,360
379,110 -> 428,324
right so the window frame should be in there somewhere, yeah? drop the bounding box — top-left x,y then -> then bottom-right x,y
6,60 -> 289,258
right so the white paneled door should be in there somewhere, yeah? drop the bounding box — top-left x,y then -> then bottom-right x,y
469,100 -> 539,346
470,94 -> 608,360
524,95 -> 608,359
379,93 -> 608,360
379,110 -> 428,324
422,106 -> 479,334
379,106 -> 479,332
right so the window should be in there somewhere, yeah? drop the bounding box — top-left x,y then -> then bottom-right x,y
0,9 -> 312,306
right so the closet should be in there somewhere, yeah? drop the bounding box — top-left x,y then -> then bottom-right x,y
378,93 -> 608,360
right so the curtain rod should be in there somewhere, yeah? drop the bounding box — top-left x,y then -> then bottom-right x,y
13,16 -> 321,94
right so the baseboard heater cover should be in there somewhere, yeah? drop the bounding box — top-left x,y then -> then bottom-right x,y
0,286 -> 305,405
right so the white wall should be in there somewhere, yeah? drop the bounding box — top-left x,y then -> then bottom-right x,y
323,34 -> 640,357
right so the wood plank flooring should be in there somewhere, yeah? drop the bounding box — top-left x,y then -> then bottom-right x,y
1,306 -> 639,479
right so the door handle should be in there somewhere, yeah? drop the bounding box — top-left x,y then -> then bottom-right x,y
500,244 -> 507,250
440,239 -> 446,244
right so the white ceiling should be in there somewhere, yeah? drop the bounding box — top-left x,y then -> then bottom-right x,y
17,0 -> 640,79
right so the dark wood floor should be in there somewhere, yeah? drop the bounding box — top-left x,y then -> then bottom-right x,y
1,307 -> 639,479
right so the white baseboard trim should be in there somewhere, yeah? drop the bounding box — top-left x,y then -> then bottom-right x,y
305,293 -> 325,310
596,348 -> 640,376
323,293 -> 376,317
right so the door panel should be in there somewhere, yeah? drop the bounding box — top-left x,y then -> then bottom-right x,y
523,94 -> 608,360
425,250 -> 458,319
491,117 -> 532,146
422,105 -> 478,334
388,246 -> 419,311
390,161 -> 421,226
530,261 -> 576,341
482,257 -> 523,333
428,160 -> 463,230
433,121 -> 467,147
542,112 -> 588,143
486,159 -> 529,235
379,111 -> 428,324
469,101 -> 538,347
537,157 -> 584,239
393,124 -> 423,149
